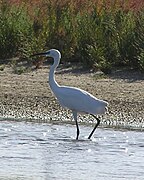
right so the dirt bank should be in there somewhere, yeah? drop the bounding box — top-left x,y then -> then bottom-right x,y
0,65 -> 144,129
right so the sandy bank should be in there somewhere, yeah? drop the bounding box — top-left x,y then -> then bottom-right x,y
0,65 -> 144,129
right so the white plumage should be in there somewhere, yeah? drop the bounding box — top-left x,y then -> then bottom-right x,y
54,86 -> 107,114
32,49 -> 108,140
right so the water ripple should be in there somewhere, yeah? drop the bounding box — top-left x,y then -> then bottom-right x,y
0,120 -> 144,180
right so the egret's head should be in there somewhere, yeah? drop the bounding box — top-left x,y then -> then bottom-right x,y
32,49 -> 61,60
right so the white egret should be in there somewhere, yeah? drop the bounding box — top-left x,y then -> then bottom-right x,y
32,49 -> 108,140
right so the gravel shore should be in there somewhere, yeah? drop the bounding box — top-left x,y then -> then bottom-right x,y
0,65 -> 144,130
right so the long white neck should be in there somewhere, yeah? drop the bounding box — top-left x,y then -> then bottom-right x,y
49,56 -> 60,95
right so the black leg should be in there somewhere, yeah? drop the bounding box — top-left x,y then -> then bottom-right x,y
88,114 -> 100,139
72,111 -> 80,140
75,118 -> 80,140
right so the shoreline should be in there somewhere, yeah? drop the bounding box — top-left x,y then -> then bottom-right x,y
0,65 -> 144,130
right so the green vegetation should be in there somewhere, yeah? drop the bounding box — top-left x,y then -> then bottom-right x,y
0,0 -> 144,72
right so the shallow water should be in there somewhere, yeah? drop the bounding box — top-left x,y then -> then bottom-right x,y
0,120 -> 144,180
